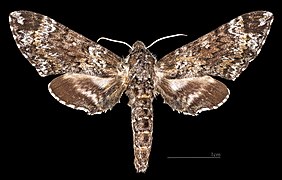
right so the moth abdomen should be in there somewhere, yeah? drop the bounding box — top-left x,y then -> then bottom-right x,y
131,97 -> 154,173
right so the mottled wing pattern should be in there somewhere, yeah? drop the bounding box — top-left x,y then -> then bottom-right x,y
155,11 -> 273,115
9,10 -> 122,77
156,11 -> 273,80
9,10 -> 128,114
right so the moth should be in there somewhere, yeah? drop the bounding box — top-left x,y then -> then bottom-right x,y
9,10 -> 273,172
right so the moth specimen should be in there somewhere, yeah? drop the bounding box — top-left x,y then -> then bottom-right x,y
9,10 -> 273,172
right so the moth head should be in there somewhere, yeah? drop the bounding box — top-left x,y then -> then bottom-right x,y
126,41 -> 152,66
129,41 -> 147,54
132,41 -> 147,50
96,37 -> 150,64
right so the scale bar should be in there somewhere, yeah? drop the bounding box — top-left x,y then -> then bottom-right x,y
167,156 -> 221,159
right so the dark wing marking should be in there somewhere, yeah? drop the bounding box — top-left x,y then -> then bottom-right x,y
9,10 -> 122,77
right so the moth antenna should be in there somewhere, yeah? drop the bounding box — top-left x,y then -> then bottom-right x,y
97,37 -> 133,50
146,34 -> 187,49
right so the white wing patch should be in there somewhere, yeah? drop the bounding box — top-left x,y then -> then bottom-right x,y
167,78 -> 191,91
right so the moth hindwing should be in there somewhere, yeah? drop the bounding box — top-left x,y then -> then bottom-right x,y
9,10 -> 273,173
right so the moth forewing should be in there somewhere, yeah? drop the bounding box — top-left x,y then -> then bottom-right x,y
156,11 -> 273,80
9,10 -> 123,77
